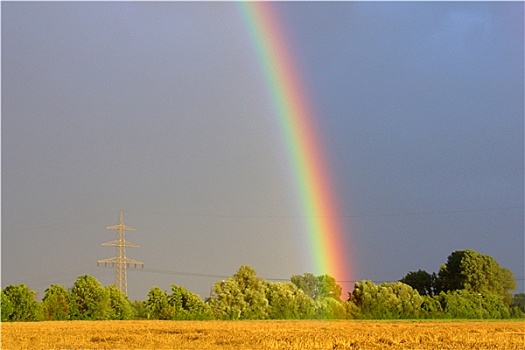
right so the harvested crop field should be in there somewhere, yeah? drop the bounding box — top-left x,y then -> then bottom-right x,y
1,320 -> 524,349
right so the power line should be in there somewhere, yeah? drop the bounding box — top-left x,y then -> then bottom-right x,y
350,206 -> 524,219
134,268 -> 295,282
136,268 -> 231,280
3,212 -> 115,234
131,267 -> 525,284
127,206 -> 523,220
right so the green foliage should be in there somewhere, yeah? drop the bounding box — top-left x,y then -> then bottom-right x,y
291,273 -> 318,299
400,270 -> 436,296
348,280 -> 423,319
145,286 -> 173,320
389,281 -> 425,318
436,290 -> 510,319
70,275 -> 110,320
42,284 -> 71,320
419,295 -> 444,319
144,285 -> 212,320
316,275 -> 343,300
207,278 -> 245,320
314,297 -> 348,319
168,285 -> 213,320
265,282 -> 315,319
2,284 -> 42,321
436,250 -> 516,305
510,293 -> 525,318
291,273 -> 342,300
5,250 -> 518,322
131,300 -> 148,319
208,265 -> 268,320
106,285 -> 134,320
1,289 -> 14,321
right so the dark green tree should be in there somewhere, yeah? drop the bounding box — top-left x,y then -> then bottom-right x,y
1,289 -> 14,321
436,250 -> 516,305
347,280 -> 423,319
42,284 -> 71,320
291,273 -> 318,299
2,284 -> 42,321
510,293 -> 525,318
400,270 -> 436,296
70,275 -> 109,320
420,295 -> 444,319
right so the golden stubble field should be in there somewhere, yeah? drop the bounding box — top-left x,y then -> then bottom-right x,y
1,320 -> 524,349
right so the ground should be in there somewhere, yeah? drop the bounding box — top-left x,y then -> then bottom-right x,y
2,320 -> 524,349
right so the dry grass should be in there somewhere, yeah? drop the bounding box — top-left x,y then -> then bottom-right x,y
1,320 -> 524,349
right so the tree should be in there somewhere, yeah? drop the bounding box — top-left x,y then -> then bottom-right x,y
420,295 -> 444,319
131,300 -> 148,319
316,275 -> 342,300
2,284 -> 42,321
144,286 -> 173,320
510,293 -> 525,318
208,265 -> 268,320
207,278 -> 245,320
291,273 -> 318,299
347,280 -> 423,319
437,290 -> 510,319
106,285 -> 134,320
70,275 -> 109,320
168,285 -> 213,320
291,273 -> 342,300
1,289 -> 14,321
436,250 -> 516,305
314,297 -> 348,319
265,282 -> 315,319
400,270 -> 436,296
42,284 -> 71,320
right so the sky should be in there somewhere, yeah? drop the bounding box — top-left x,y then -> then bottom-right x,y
2,1 -> 523,301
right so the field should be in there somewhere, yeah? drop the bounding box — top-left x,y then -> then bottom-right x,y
2,320 -> 524,349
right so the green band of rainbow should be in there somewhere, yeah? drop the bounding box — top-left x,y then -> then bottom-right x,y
239,2 -> 352,284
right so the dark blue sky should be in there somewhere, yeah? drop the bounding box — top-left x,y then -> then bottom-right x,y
2,1 -> 523,300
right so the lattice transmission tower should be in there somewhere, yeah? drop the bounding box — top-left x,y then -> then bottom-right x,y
97,210 -> 143,296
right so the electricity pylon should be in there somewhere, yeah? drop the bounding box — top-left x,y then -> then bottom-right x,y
97,210 -> 143,296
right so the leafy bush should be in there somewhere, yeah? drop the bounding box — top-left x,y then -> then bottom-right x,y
168,285 -> 213,320
144,286 -> 173,320
437,290 -> 511,319
265,282 -> 315,319
2,284 -> 42,321
348,280 -> 423,319
106,285 -> 134,320
70,275 -> 110,320
42,284 -> 71,320
207,265 -> 268,320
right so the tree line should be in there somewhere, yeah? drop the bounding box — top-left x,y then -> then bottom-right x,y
2,249 -> 524,321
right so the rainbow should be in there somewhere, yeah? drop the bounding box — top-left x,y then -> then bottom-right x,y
239,2 -> 353,288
